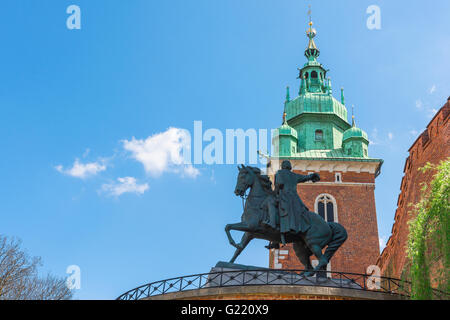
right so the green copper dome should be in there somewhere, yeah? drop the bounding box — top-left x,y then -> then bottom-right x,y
285,93 -> 348,123
343,124 -> 368,142
274,121 -> 298,139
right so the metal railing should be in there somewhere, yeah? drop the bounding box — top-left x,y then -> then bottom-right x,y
116,269 -> 417,300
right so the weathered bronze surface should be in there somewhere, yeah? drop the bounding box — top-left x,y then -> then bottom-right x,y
225,160 -> 347,276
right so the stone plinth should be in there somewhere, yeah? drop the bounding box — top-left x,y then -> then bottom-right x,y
144,284 -> 404,300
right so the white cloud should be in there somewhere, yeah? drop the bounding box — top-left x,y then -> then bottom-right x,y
101,177 -> 149,197
409,129 -> 418,136
379,236 -> 387,252
183,164 -> 200,178
388,132 -> 393,140
369,128 -> 396,147
369,128 -> 380,145
122,127 -> 199,178
415,99 -> 423,110
56,159 -> 106,179
429,85 -> 436,94
415,96 -> 439,118
82,148 -> 90,158
428,108 -> 438,118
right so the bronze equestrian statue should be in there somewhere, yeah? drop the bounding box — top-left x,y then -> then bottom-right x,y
224,160 -> 347,277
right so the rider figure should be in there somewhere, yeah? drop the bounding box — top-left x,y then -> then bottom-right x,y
273,160 -> 320,244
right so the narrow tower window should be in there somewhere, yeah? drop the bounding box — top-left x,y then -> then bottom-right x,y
315,130 -> 323,141
311,71 -> 318,78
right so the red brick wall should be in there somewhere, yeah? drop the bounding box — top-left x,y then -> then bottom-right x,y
377,100 -> 450,279
269,169 -> 380,275
188,293 -> 354,300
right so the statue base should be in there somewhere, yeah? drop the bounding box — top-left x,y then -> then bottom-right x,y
208,261 -> 361,290
214,261 -> 271,271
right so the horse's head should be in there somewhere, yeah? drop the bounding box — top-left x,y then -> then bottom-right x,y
234,164 -> 259,196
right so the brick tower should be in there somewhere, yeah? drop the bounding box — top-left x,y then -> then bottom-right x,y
267,19 -> 383,275
377,100 -> 449,280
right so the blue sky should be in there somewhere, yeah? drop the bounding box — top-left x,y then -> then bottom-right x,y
1,0 -> 449,299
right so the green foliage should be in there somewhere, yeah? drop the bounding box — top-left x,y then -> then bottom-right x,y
406,159 -> 450,300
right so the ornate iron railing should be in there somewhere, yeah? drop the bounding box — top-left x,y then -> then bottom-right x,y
116,269 -> 426,300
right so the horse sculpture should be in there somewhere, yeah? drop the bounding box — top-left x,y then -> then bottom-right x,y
224,164 -> 348,277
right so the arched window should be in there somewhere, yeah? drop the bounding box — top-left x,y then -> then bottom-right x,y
315,194 -> 338,222
304,72 -> 309,79
311,71 -> 318,78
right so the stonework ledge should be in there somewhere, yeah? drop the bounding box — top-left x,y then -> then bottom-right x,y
143,285 -> 405,300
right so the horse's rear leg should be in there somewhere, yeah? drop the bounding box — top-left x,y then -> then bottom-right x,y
229,232 -> 253,263
304,244 -> 328,277
323,222 -> 348,262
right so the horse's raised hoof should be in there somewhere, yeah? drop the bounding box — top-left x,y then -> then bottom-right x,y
316,275 -> 328,283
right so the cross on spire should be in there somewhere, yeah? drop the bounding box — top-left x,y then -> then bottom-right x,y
307,5 -> 312,24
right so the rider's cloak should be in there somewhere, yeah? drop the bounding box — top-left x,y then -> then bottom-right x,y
275,169 -> 313,234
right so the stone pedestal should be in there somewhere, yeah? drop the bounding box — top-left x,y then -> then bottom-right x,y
206,262 -> 361,290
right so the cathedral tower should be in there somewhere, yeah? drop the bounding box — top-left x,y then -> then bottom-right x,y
268,19 -> 383,275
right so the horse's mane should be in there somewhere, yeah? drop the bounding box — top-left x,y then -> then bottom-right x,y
258,175 -> 274,194
246,166 -> 273,194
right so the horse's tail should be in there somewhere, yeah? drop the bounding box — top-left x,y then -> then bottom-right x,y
323,222 -> 348,262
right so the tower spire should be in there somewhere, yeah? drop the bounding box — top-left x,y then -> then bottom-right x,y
305,5 -> 319,60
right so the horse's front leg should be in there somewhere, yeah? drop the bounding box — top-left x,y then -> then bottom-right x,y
293,241 -> 313,276
225,222 -> 250,249
229,232 -> 253,263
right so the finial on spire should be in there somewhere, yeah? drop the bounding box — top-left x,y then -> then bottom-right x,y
304,4 -> 319,60
341,87 -> 345,105
282,87 -> 288,124
351,105 -> 356,127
